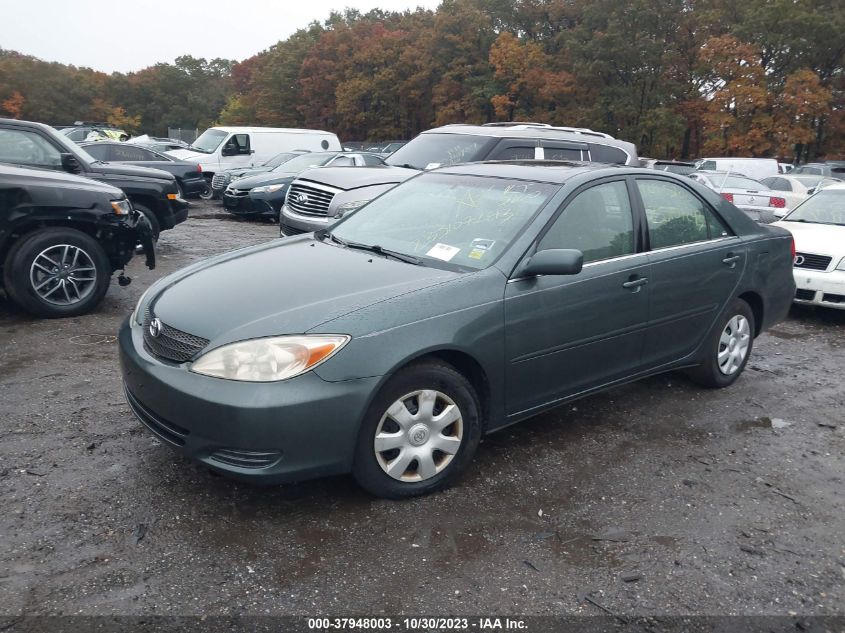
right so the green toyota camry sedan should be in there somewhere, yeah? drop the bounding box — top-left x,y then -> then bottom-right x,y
119,161 -> 795,498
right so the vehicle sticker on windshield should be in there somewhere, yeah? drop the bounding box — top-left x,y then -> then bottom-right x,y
426,243 -> 460,261
468,238 -> 495,260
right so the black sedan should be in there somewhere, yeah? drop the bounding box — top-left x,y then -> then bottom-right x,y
120,162 -> 795,498
222,151 -> 385,220
81,142 -> 208,199
211,150 -> 311,197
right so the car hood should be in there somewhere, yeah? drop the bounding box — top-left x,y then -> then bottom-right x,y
149,236 -> 458,345
93,162 -> 175,182
0,163 -> 124,196
228,166 -> 273,179
297,165 -> 418,191
166,148 -> 205,161
232,171 -> 297,190
772,221 -> 845,256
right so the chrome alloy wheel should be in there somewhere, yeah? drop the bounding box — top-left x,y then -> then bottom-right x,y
29,244 -> 97,306
717,315 -> 751,375
374,389 -> 464,482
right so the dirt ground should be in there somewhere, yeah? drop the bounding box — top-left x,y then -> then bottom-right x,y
1,200 -> 843,618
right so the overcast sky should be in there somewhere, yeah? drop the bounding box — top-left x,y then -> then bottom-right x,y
1,0 -> 443,73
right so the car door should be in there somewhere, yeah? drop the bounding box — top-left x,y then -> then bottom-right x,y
633,177 -> 744,369
504,179 -> 649,416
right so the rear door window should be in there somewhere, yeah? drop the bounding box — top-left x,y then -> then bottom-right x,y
636,179 -> 729,249
541,140 -> 588,161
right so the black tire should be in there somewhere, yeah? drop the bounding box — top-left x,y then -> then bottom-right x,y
199,176 -> 215,200
352,360 -> 482,499
175,181 -> 185,200
2,228 -> 111,318
133,202 -> 160,242
688,298 -> 755,388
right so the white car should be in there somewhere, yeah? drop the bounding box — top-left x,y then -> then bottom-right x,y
772,183 -> 845,310
760,175 -> 840,217
690,171 -> 785,223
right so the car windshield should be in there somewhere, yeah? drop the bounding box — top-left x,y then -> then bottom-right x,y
264,152 -> 300,168
784,189 -> 845,225
190,129 -> 228,154
386,134 -> 494,170
272,152 -> 337,173
328,173 -> 557,270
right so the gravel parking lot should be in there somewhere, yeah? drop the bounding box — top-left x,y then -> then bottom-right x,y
1,200 -> 843,617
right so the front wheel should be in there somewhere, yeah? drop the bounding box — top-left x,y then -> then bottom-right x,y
352,361 -> 482,499
688,298 -> 755,388
2,228 -> 111,318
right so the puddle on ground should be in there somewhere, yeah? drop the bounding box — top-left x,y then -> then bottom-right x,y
766,328 -> 805,340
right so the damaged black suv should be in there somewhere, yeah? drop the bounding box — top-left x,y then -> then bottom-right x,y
0,163 -> 154,318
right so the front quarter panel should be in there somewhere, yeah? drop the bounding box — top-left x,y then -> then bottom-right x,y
311,267 -> 508,426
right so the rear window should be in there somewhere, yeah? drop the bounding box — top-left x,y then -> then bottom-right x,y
588,144 -> 629,164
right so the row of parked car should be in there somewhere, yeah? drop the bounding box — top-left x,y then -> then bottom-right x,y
2,115 -> 844,318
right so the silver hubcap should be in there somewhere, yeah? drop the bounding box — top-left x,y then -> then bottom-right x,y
374,389 -> 463,482
29,244 -> 97,306
718,315 -> 750,375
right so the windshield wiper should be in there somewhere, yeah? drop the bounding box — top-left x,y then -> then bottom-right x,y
319,231 -> 422,265
392,163 -> 422,170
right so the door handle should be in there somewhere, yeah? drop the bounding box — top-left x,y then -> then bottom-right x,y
722,253 -> 741,267
622,276 -> 649,290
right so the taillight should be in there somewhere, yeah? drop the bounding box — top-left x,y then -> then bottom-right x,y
769,196 -> 785,208
791,237 -> 796,260
721,192 -> 734,203
196,163 -> 202,173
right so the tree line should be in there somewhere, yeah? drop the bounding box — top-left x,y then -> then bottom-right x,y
1,0 -> 843,161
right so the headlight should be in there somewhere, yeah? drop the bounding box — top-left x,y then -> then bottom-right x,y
837,257 -> 845,271
111,199 -> 131,215
131,286 -> 153,325
335,199 -> 368,217
251,184 -> 286,195
190,335 -> 350,382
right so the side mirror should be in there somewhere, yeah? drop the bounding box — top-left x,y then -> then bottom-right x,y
221,144 -> 238,157
61,153 -> 82,174
520,249 -> 583,277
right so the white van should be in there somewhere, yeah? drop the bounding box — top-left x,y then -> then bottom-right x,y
167,126 -> 342,181
697,157 -> 779,181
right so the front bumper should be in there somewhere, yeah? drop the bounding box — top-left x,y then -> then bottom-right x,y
793,268 -> 845,310
118,318 -> 380,483
280,204 -> 333,235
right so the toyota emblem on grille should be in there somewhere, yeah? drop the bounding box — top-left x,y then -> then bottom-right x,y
296,193 -> 309,204
794,255 -> 805,266
149,318 -> 163,338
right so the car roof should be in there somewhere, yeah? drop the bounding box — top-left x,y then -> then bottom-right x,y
435,160 -> 633,184
420,123 -> 637,154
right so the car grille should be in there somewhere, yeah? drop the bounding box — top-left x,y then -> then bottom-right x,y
794,252 -> 832,271
143,308 -> 209,363
125,386 -> 189,447
209,448 -> 283,469
211,173 -> 229,190
795,288 -> 816,301
286,183 -> 335,216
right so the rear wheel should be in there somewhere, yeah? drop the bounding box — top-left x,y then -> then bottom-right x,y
352,361 -> 482,499
688,298 -> 755,388
2,228 -> 111,318
199,176 -> 215,200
